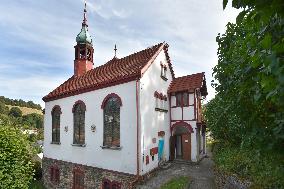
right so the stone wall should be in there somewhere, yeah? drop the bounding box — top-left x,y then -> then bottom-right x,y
43,157 -> 136,189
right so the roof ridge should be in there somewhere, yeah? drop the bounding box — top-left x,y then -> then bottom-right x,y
175,72 -> 204,79
43,42 -> 167,102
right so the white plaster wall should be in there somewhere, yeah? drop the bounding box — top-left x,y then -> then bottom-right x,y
183,106 -> 195,120
43,81 -> 137,174
171,107 -> 182,120
139,50 -> 173,174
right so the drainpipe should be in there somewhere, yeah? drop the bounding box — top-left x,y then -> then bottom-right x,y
131,79 -> 140,188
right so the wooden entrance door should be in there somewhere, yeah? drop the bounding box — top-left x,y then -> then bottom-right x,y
181,134 -> 191,160
169,136 -> 176,161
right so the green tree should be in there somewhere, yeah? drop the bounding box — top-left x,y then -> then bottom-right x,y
0,124 -> 34,188
205,0 -> 284,187
0,102 -> 9,115
213,0 -> 284,152
22,113 -> 43,129
9,107 -> 23,118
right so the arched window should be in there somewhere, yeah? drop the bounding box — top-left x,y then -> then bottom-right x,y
73,101 -> 86,145
51,106 -> 61,143
102,179 -> 121,189
73,167 -> 84,189
50,165 -> 60,184
102,94 -> 122,147
102,179 -> 111,189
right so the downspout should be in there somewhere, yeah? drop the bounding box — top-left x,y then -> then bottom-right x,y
169,93 -> 172,135
131,79 -> 140,188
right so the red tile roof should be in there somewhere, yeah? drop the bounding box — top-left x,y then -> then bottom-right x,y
43,42 -> 174,102
168,72 -> 205,93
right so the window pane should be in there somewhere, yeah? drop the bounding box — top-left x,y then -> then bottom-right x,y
183,93 -> 188,106
176,93 -> 182,106
52,108 -> 60,142
103,97 -> 120,146
73,103 -> 85,144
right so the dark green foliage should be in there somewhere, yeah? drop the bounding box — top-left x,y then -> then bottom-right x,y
213,143 -> 284,188
0,124 -> 35,188
28,133 -> 37,143
0,102 -> 9,115
212,0 -> 284,152
0,114 -> 10,125
9,106 -> 23,118
29,180 -> 45,189
32,161 -> 42,181
23,113 -> 44,129
0,96 -> 42,110
205,0 -> 284,188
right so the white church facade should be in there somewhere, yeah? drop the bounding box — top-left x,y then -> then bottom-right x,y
42,2 -> 208,189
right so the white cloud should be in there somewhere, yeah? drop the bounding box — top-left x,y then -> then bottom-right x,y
0,0 -> 240,105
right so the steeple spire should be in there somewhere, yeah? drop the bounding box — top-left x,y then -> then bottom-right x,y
82,0 -> 88,26
114,44 -> 117,58
74,0 -> 94,77
76,0 -> 92,45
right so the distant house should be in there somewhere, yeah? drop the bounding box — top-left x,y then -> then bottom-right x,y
42,2 -> 208,189
22,129 -> 38,135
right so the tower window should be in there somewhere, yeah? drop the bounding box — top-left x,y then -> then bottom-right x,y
79,49 -> 86,59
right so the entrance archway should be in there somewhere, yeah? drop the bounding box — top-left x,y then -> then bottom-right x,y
170,122 -> 193,161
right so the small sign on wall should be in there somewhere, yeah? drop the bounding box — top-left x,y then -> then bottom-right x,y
146,155 -> 149,165
185,140 -> 189,143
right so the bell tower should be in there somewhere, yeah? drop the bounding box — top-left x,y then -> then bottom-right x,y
74,0 -> 94,77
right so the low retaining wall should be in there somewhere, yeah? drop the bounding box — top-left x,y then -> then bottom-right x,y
42,157 -> 135,189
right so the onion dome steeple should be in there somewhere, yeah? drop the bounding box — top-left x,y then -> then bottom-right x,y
76,0 -> 93,45
74,0 -> 94,77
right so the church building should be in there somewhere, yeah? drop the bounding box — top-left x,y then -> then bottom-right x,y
42,2 -> 208,189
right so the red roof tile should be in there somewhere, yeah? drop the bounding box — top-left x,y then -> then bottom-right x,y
168,72 -> 205,93
43,42 -> 174,102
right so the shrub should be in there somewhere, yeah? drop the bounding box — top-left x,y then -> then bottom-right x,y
0,124 -> 35,188
9,107 -> 23,118
0,102 -> 9,115
33,161 -> 42,180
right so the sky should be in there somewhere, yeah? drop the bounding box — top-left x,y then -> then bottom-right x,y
0,0 -> 239,107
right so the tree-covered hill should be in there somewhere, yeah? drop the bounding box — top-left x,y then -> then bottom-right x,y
0,96 -> 42,110
0,96 -> 43,131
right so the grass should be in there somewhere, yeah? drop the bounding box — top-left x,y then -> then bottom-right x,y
160,176 -> 190,189
6,105 -> 42,115
29,180 -> 45,189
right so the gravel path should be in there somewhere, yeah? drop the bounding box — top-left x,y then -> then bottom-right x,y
136,152 -> 216,189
